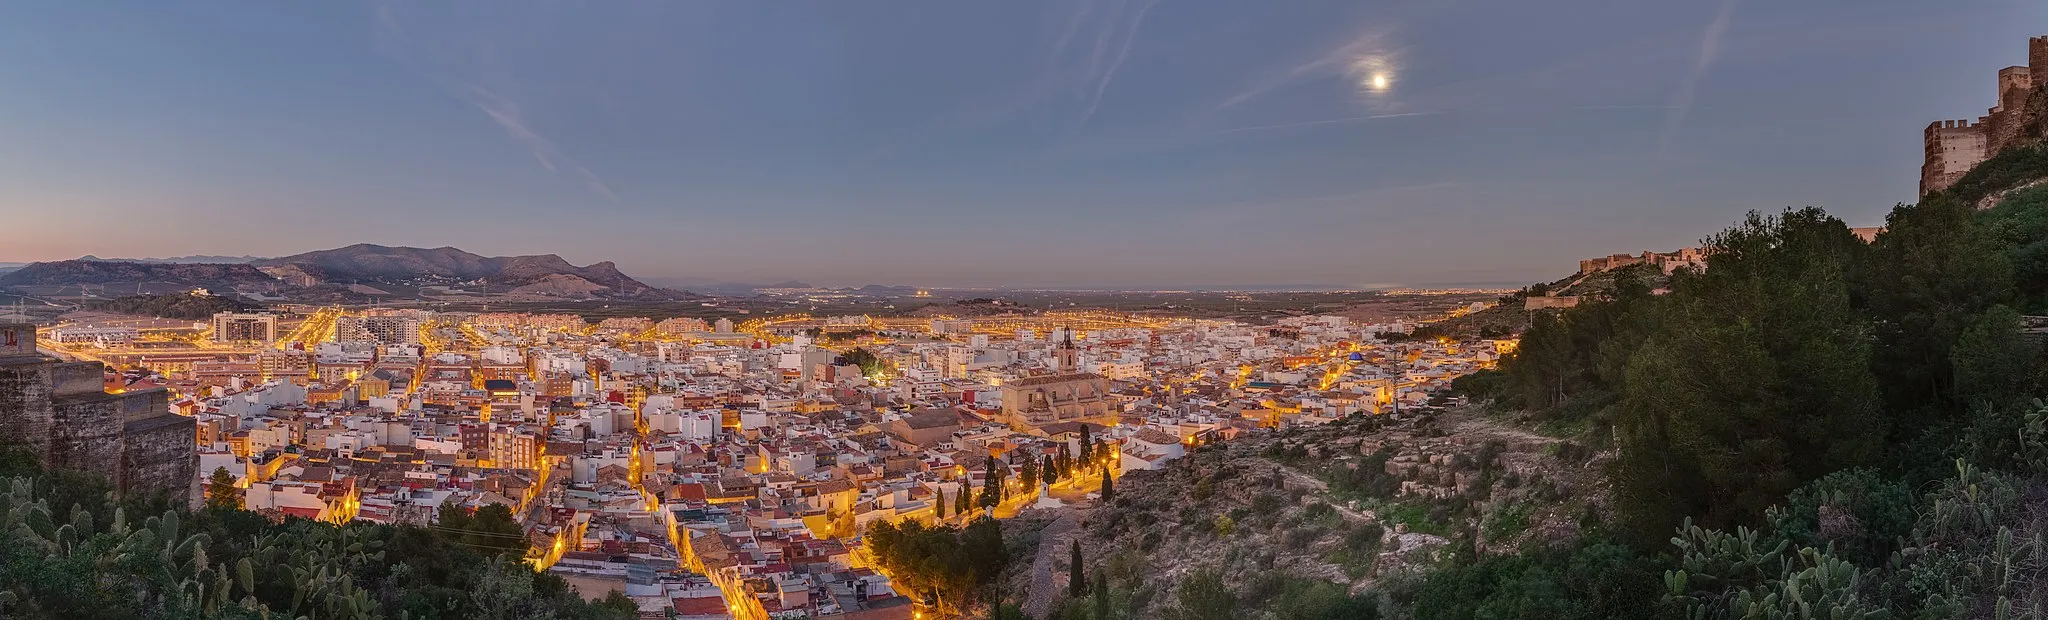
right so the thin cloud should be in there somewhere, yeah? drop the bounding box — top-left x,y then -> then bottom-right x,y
1217,111 -> 1444,135
1216,28 -> 1400,111
371,1 -> 617,200
1662,0 -> 1740,154
1078,0 -> 1161,127
460,86 -> 618,199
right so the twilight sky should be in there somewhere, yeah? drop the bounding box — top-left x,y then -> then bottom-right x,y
0,1 -> 2041,289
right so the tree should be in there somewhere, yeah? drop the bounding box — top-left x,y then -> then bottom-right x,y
1862,193 -> 2015,432
1099,468 -> 1114,504
1020,454 -> 1039,491
1172,568 -> 1236,620
1069,540 -> 1087,598
1079,426 -> 1095,464
978,459 -> 1004,511
205,466 -> 240,511
1092,572 -> 1112,620
1044,455 -> 1062,486
935,487 -> 948,520
956,482 -> 972,515
1610,208 -> 1886,541
1058,443 -> 1074,477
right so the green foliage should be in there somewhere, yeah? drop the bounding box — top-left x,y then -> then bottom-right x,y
0,469 -> 629,620
1401,538 -> 1668,620
1611,208 -> 1885,541
83,292 -> 261,320
1070,539 -> 1087,598
1978,182 -> 2048,312
1763,469 -> 1914,568
1262,579 -> 1380,620
835,347 -> 885,376
204,467 -> 240,512
865,517 -> 1007,616
1863,193 -> 2015,429
1481,502 -> 1532,542
1170,568 -> 1236,620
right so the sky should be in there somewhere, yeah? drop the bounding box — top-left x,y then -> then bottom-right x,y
1,0 -> 2042,289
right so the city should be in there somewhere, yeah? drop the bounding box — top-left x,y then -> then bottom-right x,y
13,298 -> 1505,619
5,2 -> 2048,619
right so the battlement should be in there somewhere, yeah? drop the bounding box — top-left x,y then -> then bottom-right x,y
1927,119 -> 1982,131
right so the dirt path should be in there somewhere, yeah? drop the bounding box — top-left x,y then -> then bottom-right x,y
1271,465 -> 1373,523
1022,511 -> 1084,619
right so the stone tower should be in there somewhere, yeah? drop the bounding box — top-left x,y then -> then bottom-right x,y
0,324 -> 195,501
2031,35 -> 2048,85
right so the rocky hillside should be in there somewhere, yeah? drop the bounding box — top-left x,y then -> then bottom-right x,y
1026,406 -> 1607,619
254,244 -> 671,298
0,260 -> 277,288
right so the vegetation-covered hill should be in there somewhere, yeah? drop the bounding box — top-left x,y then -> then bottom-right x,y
1041,153 -> 2048,619
82,293 -> 262,320
0,260 -> 277,288
0,452 -> 636,619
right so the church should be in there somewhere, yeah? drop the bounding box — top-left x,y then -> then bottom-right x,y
998,331 -> 1114,431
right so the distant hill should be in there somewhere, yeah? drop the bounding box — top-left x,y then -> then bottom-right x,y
0,260 -> 277,287
77,254 -> 262,264
82,292 -> 262,320
253,244 -> 674,299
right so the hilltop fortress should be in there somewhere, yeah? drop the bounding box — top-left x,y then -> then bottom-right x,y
1921,36 -> 2048,196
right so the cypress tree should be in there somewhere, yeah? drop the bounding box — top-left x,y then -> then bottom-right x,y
1099,467 -> 1114,504
1069,539 -> 1086,598
1079,425 -> 1094,463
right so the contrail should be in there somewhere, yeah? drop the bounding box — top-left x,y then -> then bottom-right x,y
1079,0 -> 1161,127
1217,111 -> 1444,134
1662,0 -> 1740,155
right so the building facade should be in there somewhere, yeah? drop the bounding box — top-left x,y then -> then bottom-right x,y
212,312 -> 279,344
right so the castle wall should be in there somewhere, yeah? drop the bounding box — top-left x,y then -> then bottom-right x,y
49,361 -> 105,397
123,408 -> 198,502
0,360 -> 54,454
49,392 -> 128,479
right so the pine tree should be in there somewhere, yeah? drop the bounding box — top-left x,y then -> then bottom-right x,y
936,487 -> 948,519
1069,539 -> 1086,598
1043,455 -> 1061,486
1099,467 -> 1114,504
956,481 -> 972,515
205,466 -> 240,511
1057,443 -> 1073,477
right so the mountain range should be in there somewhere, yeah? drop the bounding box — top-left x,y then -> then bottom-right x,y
0,244 -> 675,300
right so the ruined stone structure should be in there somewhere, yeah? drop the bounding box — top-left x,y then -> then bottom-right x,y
0,323 -> 195,500
1920,36 -> 2048,196
1577,247 -> 1706,276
